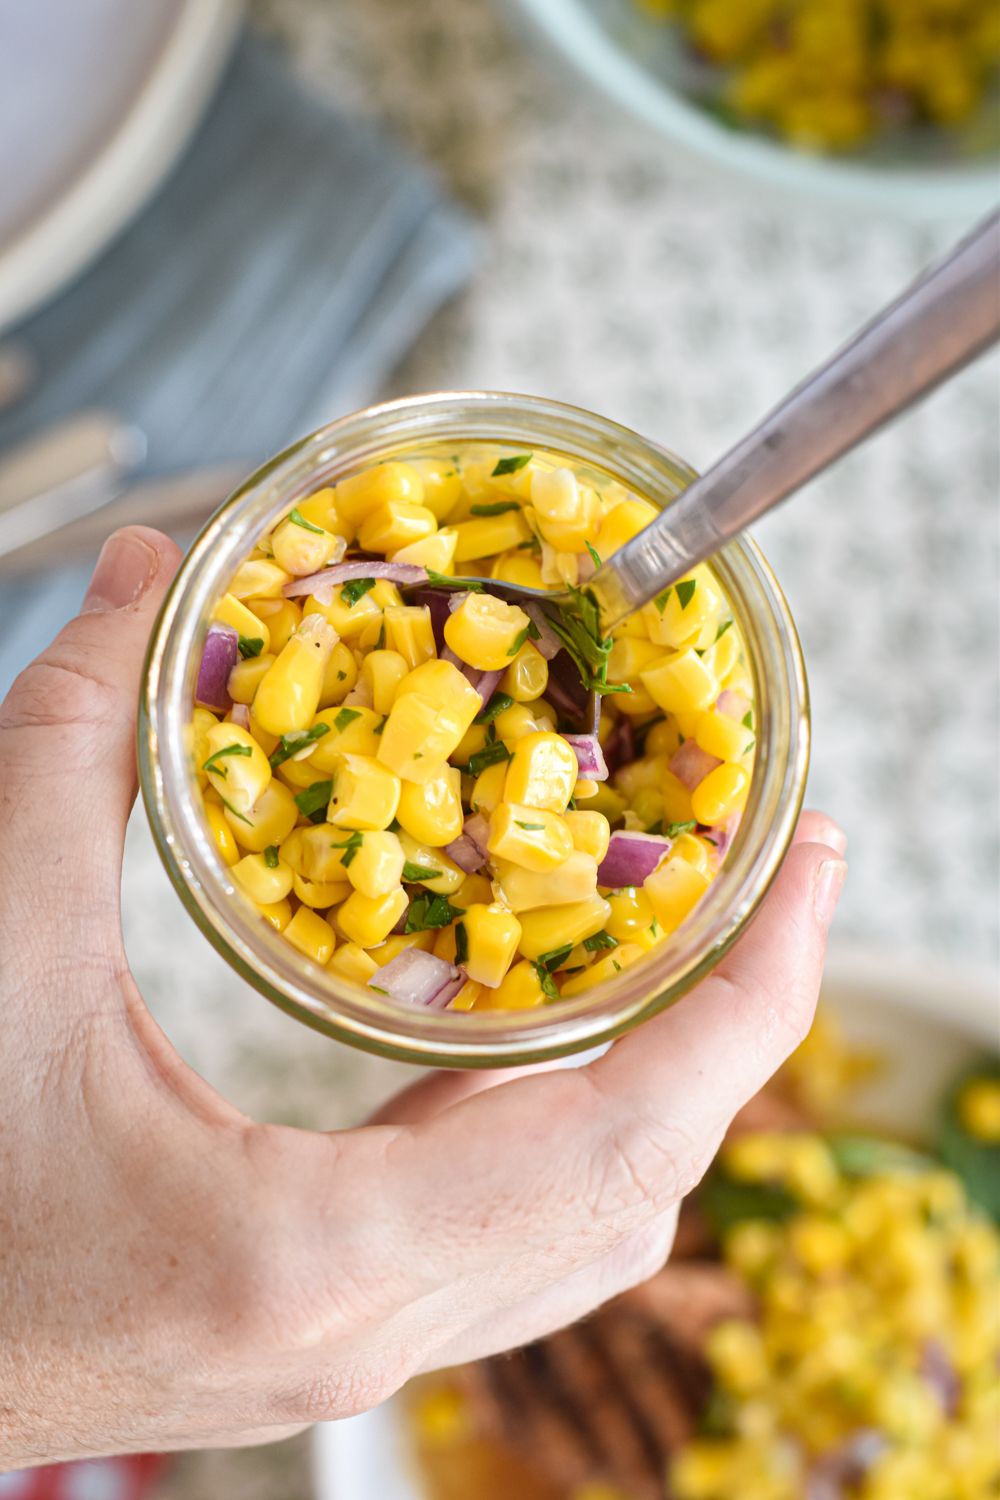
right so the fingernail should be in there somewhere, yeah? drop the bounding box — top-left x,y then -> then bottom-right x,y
813,858 -> 847,924
820,822 -> 848,857
82,531 -> 158,613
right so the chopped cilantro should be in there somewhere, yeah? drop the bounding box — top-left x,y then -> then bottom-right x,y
470,500 -> 522,517
515,820 -> 546,830
474,691 -> 513,725
742,711 -> 754,730
373,716 -> 386,735
744,739 -> 756,755
369,984 -> 388,996
288,507 -> 325,534
585,541 -> 602,569
654,586 -> 672,614
543,585 -> 632,697
454,920 -> 469,966
237,635 -> 265,659
676,579 -> 697,610
336,669 -> 347,681
269,721 -> 330,768
649,918 -> 660,937
334,707 -> 362,733
466,740 -> 510,777
405,893 -> 463,933
375,620 -> 386,650
532,962 -> 560,1000
219,795 -> 252,826
340,577 -> 376,606
506,625 -> 531,657
665,820 -> 697,838
491,453 -> 532,477
293,780 -> 332,822
403,861 -> 442,883
612,959 -> 622,973
425,569 -> 483,592
331,830 -> 364,868
537,943 -> 573,971
263,845 -> 279,869
583,930 -> 618,953
202,743 -> 252,777
715,618 -> 734,643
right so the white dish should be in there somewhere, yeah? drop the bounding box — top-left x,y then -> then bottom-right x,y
0,0 -> 241,336
312,945 -> 998,1500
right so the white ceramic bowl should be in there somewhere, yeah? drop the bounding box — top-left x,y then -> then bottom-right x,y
507,0 -> 1000,220
312,945 -> 998,1499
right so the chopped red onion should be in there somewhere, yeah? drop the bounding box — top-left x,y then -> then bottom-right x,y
669,739 -> 721,790
921,1339 -> 960,1416
806,1432 -> 888,1500
368,948 -> 465,1009
440,650 -> 503,706
196,624 -> 238,712
563,733 -> 609,781
546,649 -> 599,733
229,703 -> 251,730
474,668 -> 503,705
441,646 -> 463,669
717,688 -> 751,721
446,813 -> 490,873
597,830 -> 672,889
603,715 -> 634,776
523,601 -> 562,660
283,560 -> 427,603
710,813 -> 742,860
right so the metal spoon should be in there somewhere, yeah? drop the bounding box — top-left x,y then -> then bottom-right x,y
450,208 -> 1000,641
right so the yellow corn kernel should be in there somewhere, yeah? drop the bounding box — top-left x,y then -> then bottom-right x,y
957,1078 -> 1000,1143
383,605 -> 436,669
670,832 -> 712,876
574,778 -> 600,801
247,708 -> 278,760
232,851 -> 293,905
253,613 -> 338,736
308,705 -> 383,767
586,783 -> 629,823
503,731 -> 578,813
390,527 -> 458,572
630,787 -> 664,830
292,487 -> 336,531
645,856 -> 710,933
597,498 -> 659,556
645,570 -> 724,650
202,722 -> 271,815
660,770 -> 695,825
190,706 -> 219,784
530,467 -> 602,552
454,873 -> 494,908
603,886 -> 656,942
256,898 -> 292,933
695,709 -> 750,764
304,584 -> 382,641
469,759 -> 508,816
338,886 -> 408,947
334,461 -> 425,528
478,959 -> 547,1010
397,834 -> 466,894
360,648 -> 409,715
327,753 -> 401,831
408,458 -> 462,521
358,499 -> 437,554
501,641 -> 548,702
292,871 -> 349,909
317,642 -> 359,708
274,753 -> 327,791
494,850 -> 599,912
327,941 -> 379,985
452,723 -> 488,766
283,825 -> 344,881
444,592 -> 531,672
702,625 -> 740,682
229,558 -> 290,600
224,778 -> 298,852
615,684 -> 660,718
641,649 -> 719,715
691,763 -> 749,826
494,702 -> 544,747
607,635 -> 662,687
271,512 -> 340,577
343,829 -> 405,899
460,903 -> 522,987
564,809 -> 611,863
378,660 -> 481,782
227,652 -> 274,706
491,552 -> 545,589
449,978 -> 483,1011
432,924 -> 459,964
518,894 -> 612,960
247,596 -> 302,654
644,717 -> 684,759
396,765 -> 464,846
614,754 -> 665,800
488,803 -> 574,871
284,907 -> 336,965
561,942 -> 645,997
204,797 -> 240,866
212,593 -> 271,652
451,510 -> 532,561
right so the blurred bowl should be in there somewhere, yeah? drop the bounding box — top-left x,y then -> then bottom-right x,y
507,0 -> 1000,219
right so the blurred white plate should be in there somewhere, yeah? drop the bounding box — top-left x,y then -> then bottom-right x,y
312,945 -> 998,1500
0,0 -> 241,336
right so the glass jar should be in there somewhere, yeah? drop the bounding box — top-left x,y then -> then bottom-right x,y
139,392 -> 809,1067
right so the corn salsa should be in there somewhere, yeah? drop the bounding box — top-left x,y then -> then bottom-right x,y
190,446 -> 756,1011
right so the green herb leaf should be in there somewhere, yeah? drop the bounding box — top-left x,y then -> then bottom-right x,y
334,707 -> 362,733
515,820 -> 546,830
532,961 -> 560,1000
665,820 -> 697,838
654,586 -> 672,614
202,743 -> 253,776
542,587 -> 632,697
288,507 -> 325,534
470,500 -> 522,517
742,711 -> 754,729
294,780 -> 332,821
331,830 -> 364,868
341,577 -> 376,606
491,453 -> 532,477
743,739 -> 755,755
404,893 -> 463,933
466,740 -> 511,777
375,621 -> 386,650
402,861 -> 442,883
583,930 -> 618,953
269,722 -> 330,769
474,691 -> 513,725
715,618 -> 734,643
219,795 -> 252,826
676,579 -> 697,610
369,984 -> 388,996
585,541 -> 602,569
263,845 -> 280,869
506,625 -> 531,657
425,569 -> 483,592
237,635 -> 265,659
373,716 -> 386,735
454,920 -> 469,966
537,943 -> 574,972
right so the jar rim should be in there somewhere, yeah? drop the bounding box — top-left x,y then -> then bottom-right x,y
139,390 -> 809,1067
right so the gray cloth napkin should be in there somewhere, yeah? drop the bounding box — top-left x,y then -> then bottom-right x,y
0,34 -> 479,694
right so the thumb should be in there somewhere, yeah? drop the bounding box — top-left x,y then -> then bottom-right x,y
0,527 -> 182,917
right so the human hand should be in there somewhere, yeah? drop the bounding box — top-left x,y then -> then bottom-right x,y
0,527 -> 845,1466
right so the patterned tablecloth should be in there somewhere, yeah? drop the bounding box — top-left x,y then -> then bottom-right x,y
116,1 -> 997,1494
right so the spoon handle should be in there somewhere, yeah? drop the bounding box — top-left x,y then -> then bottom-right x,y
591,208 -> 1000,631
